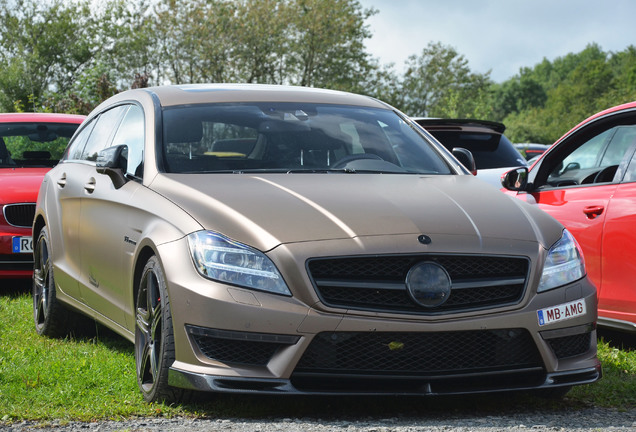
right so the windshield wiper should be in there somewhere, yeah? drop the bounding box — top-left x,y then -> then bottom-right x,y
284,168 -> 357,174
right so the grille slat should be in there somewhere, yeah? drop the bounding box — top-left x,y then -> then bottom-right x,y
3,203 -> 36,228
307,255 -> 529,314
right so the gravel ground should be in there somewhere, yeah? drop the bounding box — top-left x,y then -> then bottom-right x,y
3,406 -> 636,431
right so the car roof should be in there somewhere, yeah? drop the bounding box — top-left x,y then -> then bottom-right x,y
412,118 -> 506,134
0,112 -> 85,123
100,84 -> 390,110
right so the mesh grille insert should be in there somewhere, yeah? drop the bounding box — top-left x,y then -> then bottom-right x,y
187,326 -> 299,366
547,332 -> 591,359
295,329 -> 542,375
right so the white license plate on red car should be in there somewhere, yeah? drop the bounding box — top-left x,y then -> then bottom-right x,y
12,236 -> 33,253
537,299 -> 586,326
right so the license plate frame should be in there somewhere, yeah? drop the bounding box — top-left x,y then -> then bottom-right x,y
12,236 -> 33,253
537,299 -> 586,326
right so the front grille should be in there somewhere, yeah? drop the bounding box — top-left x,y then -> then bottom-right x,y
3,203 -> 36,228
547,332 -> 591,359
292,329 -> 544,392
296,329 -> 541,374
307,255 -> 528,314
187,326 -> 299,366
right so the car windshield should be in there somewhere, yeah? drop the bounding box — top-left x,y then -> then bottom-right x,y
0,122 -> 78,168
162,103 -> 452,174
429,130 -> 527,169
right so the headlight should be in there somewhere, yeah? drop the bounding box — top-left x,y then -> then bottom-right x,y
538,229 -> 586,293
187,231 -> 291,296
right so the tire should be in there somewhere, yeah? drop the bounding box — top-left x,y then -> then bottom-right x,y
135,255 -> 192,403
32,226 -> 71,338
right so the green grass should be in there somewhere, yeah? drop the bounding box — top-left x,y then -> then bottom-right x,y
1,285 -> 635,423
0,291 -> 187,421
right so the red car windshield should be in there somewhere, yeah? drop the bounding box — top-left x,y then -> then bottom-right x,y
0,122 -> 79,168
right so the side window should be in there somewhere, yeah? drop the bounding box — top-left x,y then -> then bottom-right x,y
554,129 -> 610,175
81,105 -> 127,162
545,125 -> 636,187
623,151 -> 636,183
65,119 -> 96,161
111,105 -> 144,177
599,126 -> 636,167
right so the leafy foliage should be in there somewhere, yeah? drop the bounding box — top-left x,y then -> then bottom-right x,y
0,0 -> 635,146
492,43 -> 636,143
398,42 -> 493,118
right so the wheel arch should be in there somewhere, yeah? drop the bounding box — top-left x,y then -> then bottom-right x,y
33,214 -> 46,242
132,245 -> 158,306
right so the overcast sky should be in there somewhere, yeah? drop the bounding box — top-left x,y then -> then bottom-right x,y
361,0 -> 636,82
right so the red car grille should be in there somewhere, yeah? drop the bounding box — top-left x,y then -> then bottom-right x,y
3,203 -> 36,228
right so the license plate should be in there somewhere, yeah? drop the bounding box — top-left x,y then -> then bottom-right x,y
537,299 -> 586,326
12,236 -> 33,253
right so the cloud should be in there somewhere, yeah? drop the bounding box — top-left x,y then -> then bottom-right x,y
362,0 -> 636,81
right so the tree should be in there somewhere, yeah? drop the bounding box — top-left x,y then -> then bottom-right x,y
0,0 -> 154,113
398,42 -> 492,118
0,0 -> 96,111
287,0 -> 376,91
499,44 -> 636,143
491,70 -> 546,121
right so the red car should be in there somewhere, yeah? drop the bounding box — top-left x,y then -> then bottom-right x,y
502,101 -> 636,332
1,113 -> 84,280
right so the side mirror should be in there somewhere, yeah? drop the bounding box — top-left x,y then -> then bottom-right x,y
96,145 -> 128,189
501,167 -> 529,191
452,147 -> 477,175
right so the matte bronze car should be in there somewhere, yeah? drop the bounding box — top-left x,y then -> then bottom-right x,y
33,84 -> 600,403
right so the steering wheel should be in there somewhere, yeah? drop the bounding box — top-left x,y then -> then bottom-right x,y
331,153 -> 383,169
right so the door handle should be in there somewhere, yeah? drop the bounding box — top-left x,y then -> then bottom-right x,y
583,205 -> 604,219
84,178 -> 96,193
56,173 -> 67,188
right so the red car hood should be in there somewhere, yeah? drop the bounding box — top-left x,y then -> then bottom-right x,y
0,167 -> 50,203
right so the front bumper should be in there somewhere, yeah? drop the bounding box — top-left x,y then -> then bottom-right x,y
170,364 -> 601,395
0,230 -> 33,279
158,237 -> 601,396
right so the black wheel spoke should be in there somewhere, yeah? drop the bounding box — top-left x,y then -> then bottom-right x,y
32,227 -> 69,338
134,256 -> 181,403
136,264 -> 163,391
33,235 -> 49,326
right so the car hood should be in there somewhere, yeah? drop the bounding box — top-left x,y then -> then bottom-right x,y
0,167 -> 49,203
150,173 -> 563,252
475,167 -> 515,189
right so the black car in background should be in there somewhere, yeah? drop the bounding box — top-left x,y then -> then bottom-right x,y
413,118 -> 527,187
